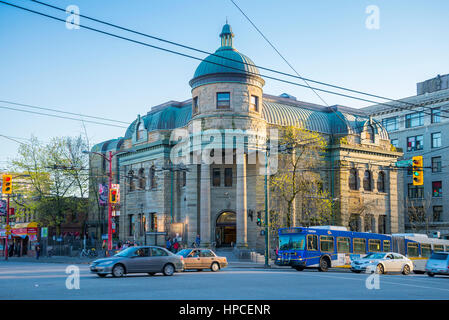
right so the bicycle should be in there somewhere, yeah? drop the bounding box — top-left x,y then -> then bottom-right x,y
80,248 -> 98,258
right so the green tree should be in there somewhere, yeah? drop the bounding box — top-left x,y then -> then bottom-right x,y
270,126 -> 331,228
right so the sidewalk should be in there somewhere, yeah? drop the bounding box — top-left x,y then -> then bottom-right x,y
0,256 -> 95,264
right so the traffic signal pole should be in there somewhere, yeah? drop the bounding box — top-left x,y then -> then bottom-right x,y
4,194 -> 9,261
108,151 -> 113,253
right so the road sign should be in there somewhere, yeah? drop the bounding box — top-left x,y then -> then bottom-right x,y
395,159 -> 413,168
41,227 -> 48,238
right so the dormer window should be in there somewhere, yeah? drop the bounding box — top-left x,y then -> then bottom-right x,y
217,92 -> 230,109
136,122 -> 145,140
250,95 -> 259,112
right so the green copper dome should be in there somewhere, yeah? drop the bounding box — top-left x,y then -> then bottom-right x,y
191,23 -> 261,82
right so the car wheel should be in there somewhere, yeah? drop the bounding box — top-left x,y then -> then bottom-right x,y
402,264 -> 411,275
211,262 -> 220,272
163,263 -> 175,276
294,267 -> 305,271
427,272 -> 435,277
376,264 -> 384,274
148,272 -> 156,276
112,264 -> 125,278
318,257 -> 330,272
97,274 -> 107,278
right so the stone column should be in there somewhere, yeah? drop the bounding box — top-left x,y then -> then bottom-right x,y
200,163 -> 211,247
236,154 -> 248,248
186,164 -> 198,245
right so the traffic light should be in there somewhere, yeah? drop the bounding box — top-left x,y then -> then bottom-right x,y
2,175 -> 12,194
257,211 -> 262,226
412,156 -> 423,186
109,188 -> 118,203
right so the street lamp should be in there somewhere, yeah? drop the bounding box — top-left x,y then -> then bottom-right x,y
83,148 -> 136,252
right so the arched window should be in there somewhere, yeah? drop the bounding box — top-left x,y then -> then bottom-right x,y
150,166 -> 156,189
128,170 -> 135,192
363,170 -> 372,191
138,168 -> 146,190
377,171 -> 386,193
349,168 -> 358,190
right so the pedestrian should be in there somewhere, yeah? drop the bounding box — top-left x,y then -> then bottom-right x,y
173,239 -> 179,253
195,234 -> 200,248
35,243 -> 41,260
166,237 -> 172,251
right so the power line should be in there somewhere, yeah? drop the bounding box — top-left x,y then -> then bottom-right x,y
5,1 -> 449,124
29,0 -> 449,117
0,99 -> 130,125
0,105 -> 128,128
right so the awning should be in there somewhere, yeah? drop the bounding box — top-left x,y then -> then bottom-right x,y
13,222 -> 38,228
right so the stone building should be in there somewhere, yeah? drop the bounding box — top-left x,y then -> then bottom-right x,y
88,23 -> 403,252
363,74 -> 449,238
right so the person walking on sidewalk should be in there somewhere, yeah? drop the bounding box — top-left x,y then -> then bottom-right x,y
35,243 -> 41,260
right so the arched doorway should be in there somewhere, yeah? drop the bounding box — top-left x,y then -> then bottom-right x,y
215,211 -> 236,247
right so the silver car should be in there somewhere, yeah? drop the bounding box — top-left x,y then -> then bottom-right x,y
350,252 -> 414,275
90,246 -> 184,277
426,252 -> 449,277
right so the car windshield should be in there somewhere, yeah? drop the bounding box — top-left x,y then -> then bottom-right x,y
430,253 -> 449,260
363,253 -> 386,260
177,249 -> 192,257
279,234 -> 305,251
114,247 -> 138,257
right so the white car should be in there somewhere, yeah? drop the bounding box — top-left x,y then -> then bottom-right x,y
351,252 -> 414,275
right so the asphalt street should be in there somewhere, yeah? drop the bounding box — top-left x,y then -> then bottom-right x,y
0,262 -> 448,300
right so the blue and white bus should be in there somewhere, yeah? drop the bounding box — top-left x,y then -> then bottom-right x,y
275,226 -> 392,271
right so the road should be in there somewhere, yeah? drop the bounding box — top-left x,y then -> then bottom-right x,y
0,262 -> 449,300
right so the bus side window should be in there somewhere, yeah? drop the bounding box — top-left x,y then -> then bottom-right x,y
407,242 -> 419,257
353,238 -> 366,254
383,240 -> 391,252
307,234 -> 318,251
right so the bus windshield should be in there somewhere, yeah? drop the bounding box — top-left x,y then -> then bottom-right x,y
279,234 -> 306,251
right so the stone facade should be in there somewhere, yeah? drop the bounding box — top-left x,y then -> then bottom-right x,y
87,23 -> 403,252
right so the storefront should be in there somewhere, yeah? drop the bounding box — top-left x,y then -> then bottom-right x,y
0,222 -> 39,257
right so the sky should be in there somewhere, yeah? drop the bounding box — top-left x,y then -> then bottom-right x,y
1,0 -> 448,167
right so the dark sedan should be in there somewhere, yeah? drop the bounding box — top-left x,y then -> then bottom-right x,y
90,246 -> 184,277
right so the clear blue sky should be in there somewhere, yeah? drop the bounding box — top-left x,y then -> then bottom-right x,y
1,0 -> 448,166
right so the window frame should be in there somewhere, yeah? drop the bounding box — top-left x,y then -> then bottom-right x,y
431,107 -> 441,124
382,117 -> 398,132
319,235 -> 334,253
224,168 -> 233,187
216,92 -> 231,109
368,239 -> 381,252
406,135 -> 424,152
212,168 -> 221,187
432,156 -> 442,173
431,132 -> 442,148
432,181 -> 442,198
307,234 -> 318,251
407,242 -> 419,257
405,112 -> 424,128
249,95 -> 259,112
193,96 -> 199,114
421,243 -> 432,258
353,238 -> 366,254
383,240 -> 391,252
337,237 -> 350,253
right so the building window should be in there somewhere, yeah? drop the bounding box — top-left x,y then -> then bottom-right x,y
182,171 -> 186,187
212,168 -> 221,187
407,135 -> 423,151
349,168 -> 358,190
363,170 -> 372,191
138,168 -> 146,189
224,168 -> 233,187
193,96 -> 199,114
216,92 -> 230,109
150,166 -> 156,189
128,170 -> 135,192
391,139 -> 399,148
382,117 -> 398,132
432,156 -> 442,173
405,112 -> 424,128
249,95 -> 259,112
433,206 -> 443,222
431,107 -> 441,123
431,132 -> 442,148
377,171 -> 386,193
432,181 -> 442,197
378,216 -> 387,234
408,183 -> 424,199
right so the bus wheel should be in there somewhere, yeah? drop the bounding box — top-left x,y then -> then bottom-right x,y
294,267 -> 304,271
318,257 -> 330,272
427,272 -> 435,277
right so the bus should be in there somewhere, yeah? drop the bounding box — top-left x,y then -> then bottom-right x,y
391,233 -> 449,273
275,226 -> 392,271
